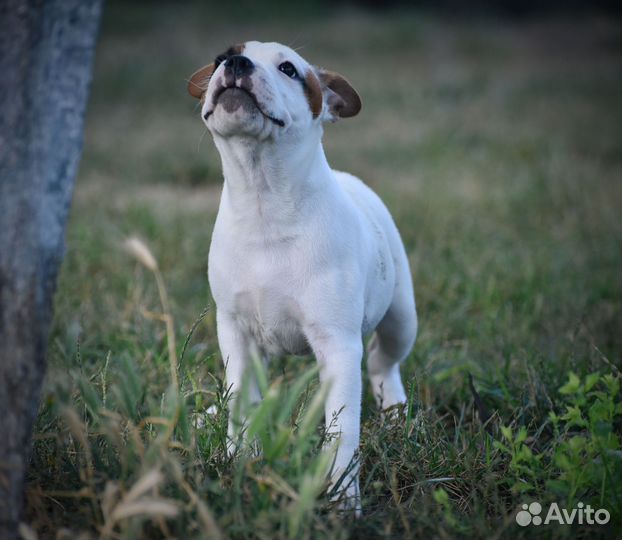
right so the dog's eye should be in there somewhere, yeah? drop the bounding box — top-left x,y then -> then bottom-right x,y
278,61 -> 298,79
214,54 -> 228,68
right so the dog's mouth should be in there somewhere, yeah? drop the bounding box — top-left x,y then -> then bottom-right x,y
204,85 -> 285,127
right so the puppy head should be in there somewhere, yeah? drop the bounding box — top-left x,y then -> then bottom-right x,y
187,41 -> 361,139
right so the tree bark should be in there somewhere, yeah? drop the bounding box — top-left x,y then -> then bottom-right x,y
0,1 -> 103,537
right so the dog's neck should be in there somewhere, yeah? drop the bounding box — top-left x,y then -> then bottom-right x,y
213,129 -> 333,236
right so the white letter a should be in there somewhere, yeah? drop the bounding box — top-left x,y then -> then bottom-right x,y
546,503 -> 564,524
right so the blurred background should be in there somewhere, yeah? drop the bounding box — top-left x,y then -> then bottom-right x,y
59,0 -> 620,365
32,0 -> 620,537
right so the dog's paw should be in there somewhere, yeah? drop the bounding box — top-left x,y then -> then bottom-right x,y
206,404 -> 218,415
380,401 -> 407,423
329,480 -> 362,517
333,493 -> 362,518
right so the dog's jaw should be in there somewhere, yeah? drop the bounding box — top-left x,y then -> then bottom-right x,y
202,65 -> 291,139
205,86 -> 285,128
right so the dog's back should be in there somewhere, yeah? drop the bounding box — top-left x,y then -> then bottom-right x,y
334,170 -> 417,404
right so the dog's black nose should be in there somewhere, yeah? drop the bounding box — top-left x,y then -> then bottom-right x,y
224,55 -> 254,78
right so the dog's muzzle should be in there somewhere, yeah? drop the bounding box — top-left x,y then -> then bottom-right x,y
203,56 -> 285,127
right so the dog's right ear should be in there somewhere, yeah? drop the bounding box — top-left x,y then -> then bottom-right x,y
187,63 -> 215,99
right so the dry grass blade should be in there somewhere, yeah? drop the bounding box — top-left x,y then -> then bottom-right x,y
123,470 -> 164,505
60,406 -> 89,451
180,480 -> 223,540
123,236 -> 178,390
194,498 -> 221,540
18,523 -> 38,540
110,498 -> 179,521
59,406 -> 99,520
101,481 -> 119,522
100,469 -> 178,538
123,237 -> 158,272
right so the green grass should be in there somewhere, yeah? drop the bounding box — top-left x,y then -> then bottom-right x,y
25,3 -> 621,539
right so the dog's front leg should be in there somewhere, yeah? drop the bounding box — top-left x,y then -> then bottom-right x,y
306,331 -> 363,515
216,310 -> 261,455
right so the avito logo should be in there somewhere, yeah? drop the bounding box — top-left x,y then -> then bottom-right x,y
516,501 -> 610,527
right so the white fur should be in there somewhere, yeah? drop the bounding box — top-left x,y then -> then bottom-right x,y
198,41 -> 417,513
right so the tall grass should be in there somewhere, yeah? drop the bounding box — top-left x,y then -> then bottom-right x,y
26,236 -> 621,538
28,239 -> 342,539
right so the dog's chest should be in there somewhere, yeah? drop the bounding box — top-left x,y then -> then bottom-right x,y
234,288 -> 309,355
210,242 -> 310,355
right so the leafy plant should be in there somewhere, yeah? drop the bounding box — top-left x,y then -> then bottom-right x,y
493,371 -> 621,531
548,372 -> 621,520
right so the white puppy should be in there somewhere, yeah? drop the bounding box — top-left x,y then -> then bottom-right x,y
188,41 -> 417,512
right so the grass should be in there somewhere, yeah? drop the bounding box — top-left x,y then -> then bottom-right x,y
24,2 -> 621,539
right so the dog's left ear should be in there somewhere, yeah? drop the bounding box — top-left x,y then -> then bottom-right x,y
187,63 -> 215,99
315,69 -> 361,120
306,68 -> 361,121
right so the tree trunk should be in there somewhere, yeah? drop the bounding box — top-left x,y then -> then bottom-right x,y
0,1 -> 103,537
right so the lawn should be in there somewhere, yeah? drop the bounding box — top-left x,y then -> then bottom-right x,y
25,2 -> 621,539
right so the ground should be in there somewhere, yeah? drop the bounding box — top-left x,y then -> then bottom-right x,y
26,3 -> 621,539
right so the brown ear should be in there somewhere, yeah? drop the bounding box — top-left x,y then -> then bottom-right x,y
304,70 -> 323,118
319,70 -> 361,118
187,63 -> 215,99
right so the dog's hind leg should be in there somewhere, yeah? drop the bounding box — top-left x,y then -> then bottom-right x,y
366,258 -> 417,409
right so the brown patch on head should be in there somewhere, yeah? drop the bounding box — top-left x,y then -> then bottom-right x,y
226,43 -> 245,56
187,43 -> 246,100
304,69 -> 323,119
319,70 -> 361,118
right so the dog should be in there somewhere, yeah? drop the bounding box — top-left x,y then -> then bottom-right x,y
187,41 -> 417,512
